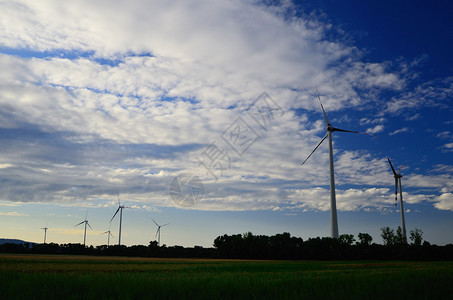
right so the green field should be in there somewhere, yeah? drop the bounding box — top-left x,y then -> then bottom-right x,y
1,254 -> 453,299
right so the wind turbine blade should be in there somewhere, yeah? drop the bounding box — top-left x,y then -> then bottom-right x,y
155,229 -> 159,240
387,158 -> 398,176
152,218 -> 159,227
316,89 -> 330,126
301,134 -> 328,166
161,223 -> 170,227
75,221 -> 84,227
332,127 -> 377,137
110,207 -> 120,223
87,222 -> 92,230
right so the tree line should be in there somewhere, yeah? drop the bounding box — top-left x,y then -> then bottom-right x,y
1,227 -> 452,260
213,228 -> 453,260
0,241 -> 216,258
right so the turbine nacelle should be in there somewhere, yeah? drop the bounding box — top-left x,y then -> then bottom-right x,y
102,230 -> 113,237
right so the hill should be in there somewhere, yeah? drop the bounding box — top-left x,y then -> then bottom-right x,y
0,238 -> 35,245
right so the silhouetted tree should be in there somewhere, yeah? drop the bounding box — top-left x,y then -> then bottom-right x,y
0,243 -> 25,253
381,227 -> 396,246
269,232 -> 303,259
357,233 -> 373,246
395,226 -> 407,245
304,237 -> 341,259
339,234 -> 355,246
214,234 -> 244,258
410,228 -> 423,246
149,240 -> 158,249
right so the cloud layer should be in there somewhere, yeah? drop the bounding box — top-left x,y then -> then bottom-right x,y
0,0 -> 452,214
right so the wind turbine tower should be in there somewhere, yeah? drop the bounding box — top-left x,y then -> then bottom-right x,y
110,194 -> 129,246
75,212 -> 92,247
41,224 -> 48,244
102,226 -> 114,247
301,91 -> 375,239
387,158 -> 407,242
152,218 -> 169,247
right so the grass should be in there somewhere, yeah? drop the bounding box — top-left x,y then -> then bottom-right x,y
1,254 -> 453,299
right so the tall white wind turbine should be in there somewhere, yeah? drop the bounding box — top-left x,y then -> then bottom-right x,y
75,212 -> 92,247
110,194 -> 129,246
387,158 -> 407,242
41,224 -> 48,244
152,218 -> 169,247
301,91 -> 375,239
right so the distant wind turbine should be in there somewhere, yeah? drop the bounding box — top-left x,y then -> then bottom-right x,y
41,224 -> 48,244
102,225 -> 114,247
110,194 -> 130,246
75,211 -> 92,247
152,218 -> 169,247
301,90 -> 375,239
387,157 -> 407,242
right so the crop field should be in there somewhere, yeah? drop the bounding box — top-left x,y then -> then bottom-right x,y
1,254 -> 453,299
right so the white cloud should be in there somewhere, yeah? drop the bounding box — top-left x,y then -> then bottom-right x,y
404,193 -> 433,204
385,77 -> 453,114
366,124 -> 384,134
433,193 -> 453,211
0,211 -> 29,216
405,113 -> 420,121
360,117 -> 385,126
436,131 -> 450,139
286,187 -> 429,212
335,152 -> 389,186
443,143 -> 453,151
432,165 -> 453,174
409,174 -> 453,190
389,127 -> 410,135
1,0 -> 404,109
0,202 -> 20,207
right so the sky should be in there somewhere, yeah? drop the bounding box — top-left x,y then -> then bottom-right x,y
1,0 -> 452,247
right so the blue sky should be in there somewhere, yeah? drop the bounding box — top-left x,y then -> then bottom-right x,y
1,0 -> 452,247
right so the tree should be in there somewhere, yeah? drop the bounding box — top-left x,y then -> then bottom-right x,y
339,234 -> 355,246
409,228 -> 423,246
148,240 -> 158,249
381,227 -> 396,246
395,226 -> 407,245
357,233 -> 373,246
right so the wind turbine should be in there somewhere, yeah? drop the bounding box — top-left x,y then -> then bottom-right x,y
75,211 -> 92,247
152,218 -> 169,247
41,224 -> 48,244
301,90 -> 375,239
387,158 -> 407,242
102,224 -> 114,247
110,194 -> 129,246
